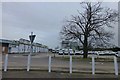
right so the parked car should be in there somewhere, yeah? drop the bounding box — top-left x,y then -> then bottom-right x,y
88,51 -> 93,54
69,49 -> 74,55
116,51 -> 120,57
75,50 -> 83,55
55,49 -> 59,53
64,49 -> 69,55
59,49 -> 64,55
52,50 -> 56,53
97,51 -> 105,55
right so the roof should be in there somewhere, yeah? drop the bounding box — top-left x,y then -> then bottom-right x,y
0,39 -> 13,44
0,39 -> 48,48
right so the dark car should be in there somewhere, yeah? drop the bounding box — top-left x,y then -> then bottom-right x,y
52,50 -> 56,53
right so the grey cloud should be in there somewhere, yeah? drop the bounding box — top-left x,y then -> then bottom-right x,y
2,2 -> 118,48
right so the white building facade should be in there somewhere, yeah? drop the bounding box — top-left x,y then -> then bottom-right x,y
8,38 -> 48,53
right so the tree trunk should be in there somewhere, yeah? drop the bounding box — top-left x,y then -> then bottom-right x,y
83,46 -> 88,58
83,35 -> 88,58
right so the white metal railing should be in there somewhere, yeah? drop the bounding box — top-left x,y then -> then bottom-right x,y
3,54 -> 119,75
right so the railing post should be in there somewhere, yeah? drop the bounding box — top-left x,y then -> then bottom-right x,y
27,54 -> 31,71
48,56 -> 51,72
70,55 -> 72,73
114,56 -> 118,75
27,43 -> 33,71
4,54 -> 8,71
92,54 -> 95,75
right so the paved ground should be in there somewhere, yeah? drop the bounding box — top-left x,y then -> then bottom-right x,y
2,71 -> 120,78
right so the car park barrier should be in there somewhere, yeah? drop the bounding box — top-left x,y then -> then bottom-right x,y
92,54 -> 95,75
48,56 -> 51,72
114,56 -> 118,75
27,54 -> 31,71
69,55 -> 72,73
3,53 -> 119,76
4,54 -> 8,71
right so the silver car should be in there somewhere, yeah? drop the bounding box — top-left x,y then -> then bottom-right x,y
116,51 -> 120,57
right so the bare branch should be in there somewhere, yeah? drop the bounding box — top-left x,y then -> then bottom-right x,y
60,2 -> 118,58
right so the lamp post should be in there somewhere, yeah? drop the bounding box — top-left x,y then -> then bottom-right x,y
27,32 -> 36,71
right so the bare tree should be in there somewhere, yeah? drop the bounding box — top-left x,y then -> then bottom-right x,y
60,2 -> 118,58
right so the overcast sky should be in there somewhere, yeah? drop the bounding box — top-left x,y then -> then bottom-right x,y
2,2 -> 118,48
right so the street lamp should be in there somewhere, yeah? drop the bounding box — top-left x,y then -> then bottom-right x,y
27,32 -> 36,71
29,32 -> 36,54
29,32 -> 36,45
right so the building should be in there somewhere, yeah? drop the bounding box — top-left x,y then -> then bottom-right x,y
61,40 -> 79,50
0,38 -> 48,54
0,39 -> 13,54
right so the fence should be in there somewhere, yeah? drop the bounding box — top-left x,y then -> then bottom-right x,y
3,54 -> 119,75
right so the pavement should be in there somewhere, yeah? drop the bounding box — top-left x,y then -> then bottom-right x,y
2,71 -> 120,78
